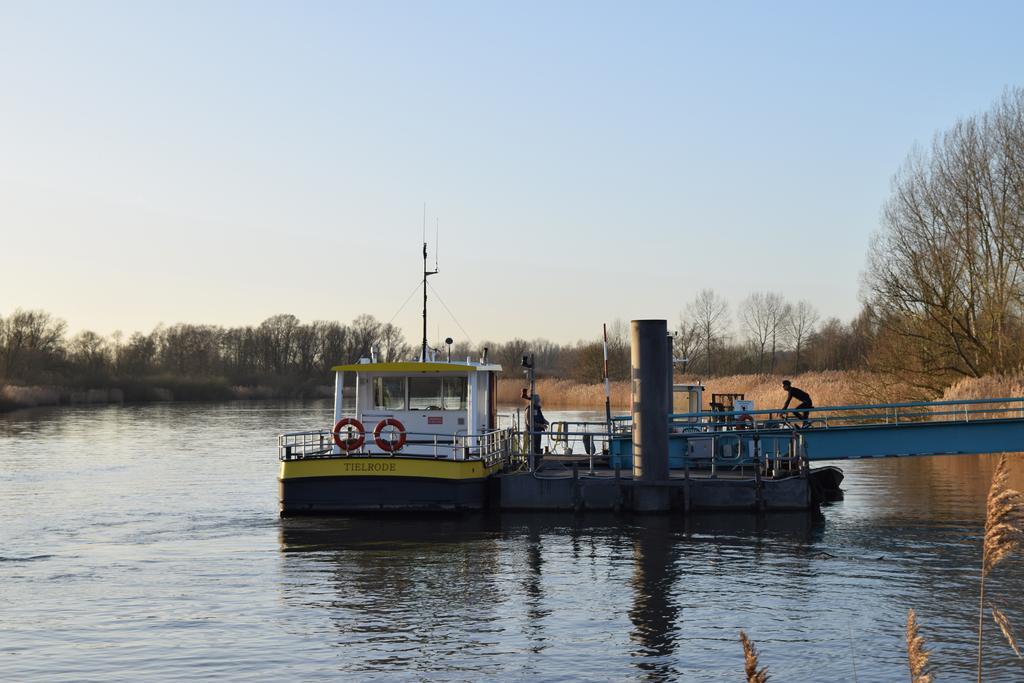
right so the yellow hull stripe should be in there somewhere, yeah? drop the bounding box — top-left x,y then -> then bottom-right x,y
280,457 -> 501,481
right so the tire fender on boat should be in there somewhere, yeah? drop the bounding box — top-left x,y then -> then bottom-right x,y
373,418 -> 407,452
332,417 -> 366,451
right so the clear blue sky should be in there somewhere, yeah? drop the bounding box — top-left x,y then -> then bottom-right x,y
2,1 -> 1022,345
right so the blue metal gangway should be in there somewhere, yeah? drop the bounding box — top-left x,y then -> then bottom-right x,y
608,397 -> 1024,465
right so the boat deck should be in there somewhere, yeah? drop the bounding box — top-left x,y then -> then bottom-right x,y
498,462 -> 820,512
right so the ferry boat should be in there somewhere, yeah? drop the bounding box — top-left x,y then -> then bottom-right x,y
278,241 -> 515,514
278,356 -> 513,513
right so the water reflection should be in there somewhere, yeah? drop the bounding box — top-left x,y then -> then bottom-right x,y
278,511 -> 828,679
628,516 -> 681,680
279,516 -> 505,675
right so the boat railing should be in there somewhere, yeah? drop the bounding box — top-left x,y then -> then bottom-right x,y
512,421 -> 614,473
278,426 -> 516,465
509,420 -> 807,478
675,430 -> 807,479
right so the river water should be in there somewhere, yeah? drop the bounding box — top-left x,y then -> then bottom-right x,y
2,400 -> 1023,681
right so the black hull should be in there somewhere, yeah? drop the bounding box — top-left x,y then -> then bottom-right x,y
808,466 -> 845,502
280,476 -> 490,515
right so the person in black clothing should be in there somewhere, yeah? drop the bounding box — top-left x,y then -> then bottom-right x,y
529,394 -> 550,455
781,380 -> 813,424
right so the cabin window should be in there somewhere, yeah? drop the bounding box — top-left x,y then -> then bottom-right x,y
443,377 -> 467,410
373,377 -> 405,410
341,385 -> 356,412
408,377 -> 444,410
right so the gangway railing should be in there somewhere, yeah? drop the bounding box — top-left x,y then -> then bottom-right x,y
605,396 -> 1024,466
605,396 -> 1024,432
610,396 -> 1024,463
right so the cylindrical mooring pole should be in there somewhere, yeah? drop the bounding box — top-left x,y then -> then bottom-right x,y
666,333 -> 675,413
631,320 -> 670,510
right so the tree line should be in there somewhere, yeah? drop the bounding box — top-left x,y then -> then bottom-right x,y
0,311 -> 410,393
0,300 -> 869,394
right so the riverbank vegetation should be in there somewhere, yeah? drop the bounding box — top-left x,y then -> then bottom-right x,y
0,311 -> 405,411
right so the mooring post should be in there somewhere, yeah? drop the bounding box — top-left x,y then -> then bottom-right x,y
753,434 -> 764,511
631,319 -> 671,512
666,332 -> 674,413
683,443 -> 691,513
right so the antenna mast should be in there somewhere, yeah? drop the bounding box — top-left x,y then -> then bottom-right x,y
421,209 -> 438,362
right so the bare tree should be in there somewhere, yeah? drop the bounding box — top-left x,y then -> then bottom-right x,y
292,323 -> 319,375
674,315 -> 701,373
492,338 -> 531,377
0,309 -> 67,380
116,331 -> 158,376
69,330 -> 111,376
865,87 -> 1024,389
686,289 -> 730,375
347,314 -> 382,361
607,319 -> 628,348
740,292 -> 789,373
313,321 -> 348,371
378,323 -> 411,362
787,300 -> 819,373
740,293 -> 771,373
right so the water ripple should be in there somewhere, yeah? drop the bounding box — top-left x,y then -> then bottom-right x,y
2,403 -> 1023,680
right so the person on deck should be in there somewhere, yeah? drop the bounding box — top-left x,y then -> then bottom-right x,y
781,380 -> 813,425
529,394 -> 550,455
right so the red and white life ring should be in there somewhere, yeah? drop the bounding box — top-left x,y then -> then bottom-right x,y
332,417 -> 365,451
373,418 -> 407,452
736,412 -> 754,429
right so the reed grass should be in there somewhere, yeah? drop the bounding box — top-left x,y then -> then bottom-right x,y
990,604 -> 1022,658
496,378 -> 631,409
497,370 -> 912,411
739,630 -> 769,682
230,385 -> 277,400
687,370 -> 909,410
906,609 -> 933,683
498,369 -> 1024,413
0,384 -> 61,408
942,372 -> 1024,402
978,454 -> 1024,680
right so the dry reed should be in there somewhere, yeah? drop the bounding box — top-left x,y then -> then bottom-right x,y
978,454 -> 1024,680
231,385 -> 277,400
942,372 -> 1024,402
497,378 -> 630,409
906,609 -> 933,683
0,384 -> 61,408
990,604 -> 1022,658
497,371 -> 907,412
687,370 -> 903,410
498,369 -> 1024,412
739,630 -> 769,682
982,456 -> 1023,577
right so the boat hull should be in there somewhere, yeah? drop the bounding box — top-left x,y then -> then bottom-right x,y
279,457 -> 501,514
808,465 -> 844,502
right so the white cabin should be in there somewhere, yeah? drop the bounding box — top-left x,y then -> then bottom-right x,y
331,359 -> 503,458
